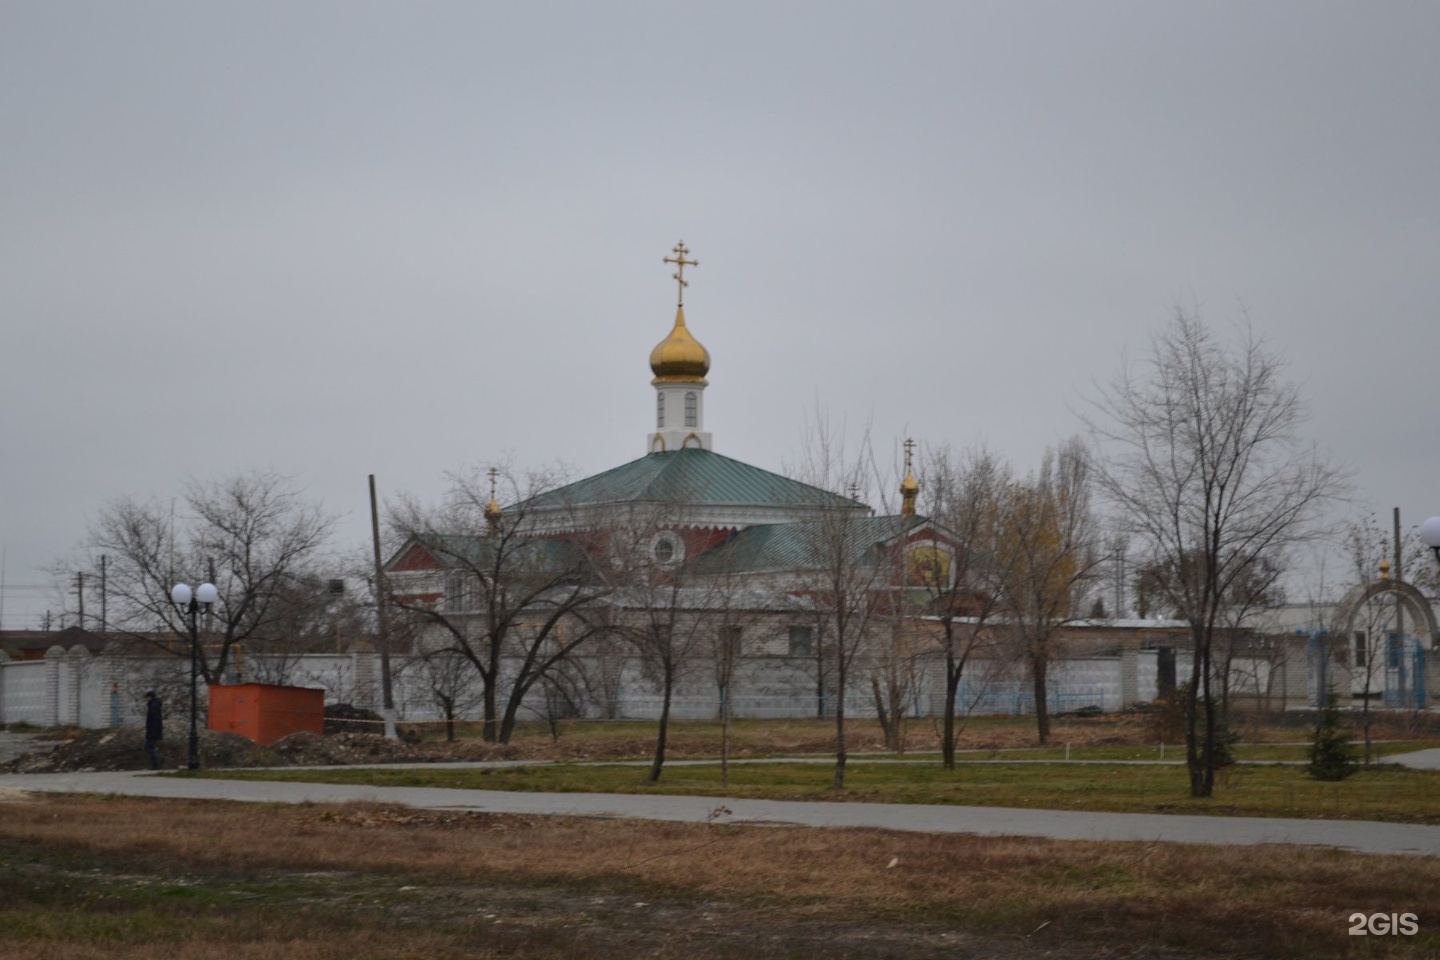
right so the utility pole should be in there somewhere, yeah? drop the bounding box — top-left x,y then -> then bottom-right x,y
76,571 -> 85,630
206,558 -> 217,636
1394,507 -> 1405,645
1112,536 -> 1127,619
369,474 -> 397,739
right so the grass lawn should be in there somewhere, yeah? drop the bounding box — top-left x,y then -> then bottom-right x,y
2,794 -> 1437,959
194,755 -> 1440,824
943,739 -> 1440,762
185,715 -> 1440,823
12,716 -> 1440,958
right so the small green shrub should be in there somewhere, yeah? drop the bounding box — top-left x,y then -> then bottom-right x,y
1202,721 -> 1241,769
1307,686 -> 1358,781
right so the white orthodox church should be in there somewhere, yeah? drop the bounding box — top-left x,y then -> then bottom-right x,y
436,241 -> 950,586
378,242 -> 997,717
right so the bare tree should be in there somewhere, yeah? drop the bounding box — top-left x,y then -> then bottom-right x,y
713,618 -> 744,789
1087,309 -> 1345,798
534,651 -> 592,741
75,471 -> 336,683
789,415 -> 890,789
804,512 -> 888,788
1132,546 -> 1284,724
991,438 -> 1100,745
920,445 -> 1011,769
605,509 -> 720,783
1131,556 -> 1176,620
387,465 -> 607,743
412,647 -> 483,740
1213,555 -> 1285,721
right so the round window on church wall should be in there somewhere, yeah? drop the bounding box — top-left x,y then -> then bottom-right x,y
650,531 -> 683,565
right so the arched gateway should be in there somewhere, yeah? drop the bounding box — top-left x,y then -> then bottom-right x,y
1332,577 -> 1439,650
1326,571 -> 1437,709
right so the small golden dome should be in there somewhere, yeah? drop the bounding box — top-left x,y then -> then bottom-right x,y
650,306 -> 710,384
900,470 -> 919,518
899,437 -> 920,518
484,466 -> 502,537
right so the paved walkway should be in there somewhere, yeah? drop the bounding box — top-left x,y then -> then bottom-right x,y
3,752 -> 1439,858
1392,747 -> 1440,770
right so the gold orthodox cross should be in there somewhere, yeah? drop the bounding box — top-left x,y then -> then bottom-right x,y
903,437 -> 916,472
484,466 -> 502,535
663,241 -> 699,307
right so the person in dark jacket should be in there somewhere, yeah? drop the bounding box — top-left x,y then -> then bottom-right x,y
143,691 -> 163,770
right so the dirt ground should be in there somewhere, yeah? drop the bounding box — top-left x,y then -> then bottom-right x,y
4,722 -> 881,772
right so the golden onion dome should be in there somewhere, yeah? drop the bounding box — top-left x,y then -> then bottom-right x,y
649,306 -> 710,384
900,469 -> 919,518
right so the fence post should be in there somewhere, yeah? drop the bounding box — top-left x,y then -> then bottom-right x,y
1120,644 -> 1139,709
100,648 -> 125,728
1412,642 -> 1426,710
65,646 -> 88,726
1307,633 -> 1328,708
353,649 -> 376,711
44,645 -> 63,728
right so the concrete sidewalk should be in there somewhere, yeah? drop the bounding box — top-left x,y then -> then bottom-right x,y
3,767 -> 1438,858
1391,748 -> 1440,770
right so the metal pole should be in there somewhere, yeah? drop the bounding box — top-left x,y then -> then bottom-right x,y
1394,507 -> 1405,644
188,600 -> 200,770
369,475 -> 397,739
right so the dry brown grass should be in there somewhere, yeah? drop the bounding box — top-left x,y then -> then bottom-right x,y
0,793 -> 1436,959
419,713 -> 1208,762
441,710 -> 1440,761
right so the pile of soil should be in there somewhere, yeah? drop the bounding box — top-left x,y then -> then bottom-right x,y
7,726 -> 280,773
2,702 -> 484,773
270,730 -> 435,766
4,726 -> 455,773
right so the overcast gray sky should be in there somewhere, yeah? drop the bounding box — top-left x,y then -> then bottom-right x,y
3,2 -> 1438,627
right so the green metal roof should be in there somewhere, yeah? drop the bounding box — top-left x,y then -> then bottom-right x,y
519,448 -> 863,513
689,514 -> 927,575
405,533 -> 590,574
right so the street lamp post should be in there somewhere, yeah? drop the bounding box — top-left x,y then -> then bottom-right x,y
1421,517 -> 1440,569
170,582 -> 218,770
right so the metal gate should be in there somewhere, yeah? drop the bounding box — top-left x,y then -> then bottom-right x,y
1383,634 -> 1427,709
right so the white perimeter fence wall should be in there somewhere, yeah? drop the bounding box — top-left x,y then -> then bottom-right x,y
0,645 -> 1212,731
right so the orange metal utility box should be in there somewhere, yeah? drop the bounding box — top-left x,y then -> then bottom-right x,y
207,683 -> 324,746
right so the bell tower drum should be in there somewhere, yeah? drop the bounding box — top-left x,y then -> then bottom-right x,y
648,240 -> 712,454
